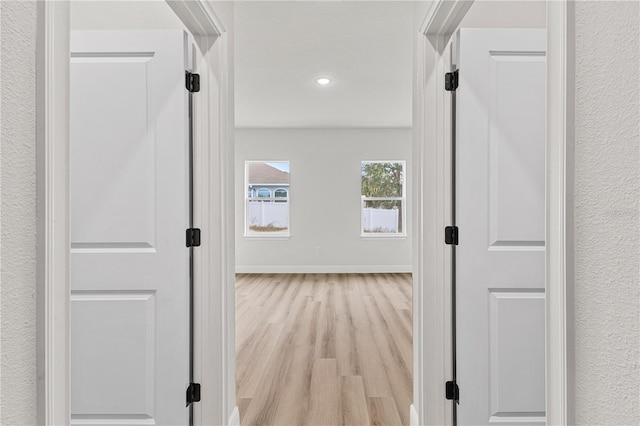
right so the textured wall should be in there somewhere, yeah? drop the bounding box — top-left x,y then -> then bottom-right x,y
0,2 -> 3,420
0,1 -> 38,424
574,1 -> 640,423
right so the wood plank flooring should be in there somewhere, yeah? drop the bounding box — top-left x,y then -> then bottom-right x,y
236,273 -> 412,426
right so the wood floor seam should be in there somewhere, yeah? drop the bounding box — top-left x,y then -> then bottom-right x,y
236,273 -> 412,426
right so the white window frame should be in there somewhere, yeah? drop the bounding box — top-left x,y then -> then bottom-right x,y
360,160 -> 407,238
244,160 -> 291,238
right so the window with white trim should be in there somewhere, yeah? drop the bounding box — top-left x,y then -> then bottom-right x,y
245,161 -> 290,236
274,188 -> 288,201
361,161 -> 405,236
257,188 -> 271,198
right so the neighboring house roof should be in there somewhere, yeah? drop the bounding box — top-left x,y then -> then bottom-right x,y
248,163 -> 290,185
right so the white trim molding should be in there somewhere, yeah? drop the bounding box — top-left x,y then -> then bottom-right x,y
166,0 -> 224,37
235,265 -> 413,274
546,1 -> 574,424
36,1 -> 70,424
419,0 -> 474,45
413,2 -> 472,424
170,5 -> 235,425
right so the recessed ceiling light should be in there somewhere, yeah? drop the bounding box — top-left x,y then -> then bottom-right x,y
316,77 -> 331,86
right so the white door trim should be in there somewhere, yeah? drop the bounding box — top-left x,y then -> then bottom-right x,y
36,1 -> 235,424
545,2 -> 574,424
36,2 -> 71,424
40,1 -> 571,425
412,1 -> 572,425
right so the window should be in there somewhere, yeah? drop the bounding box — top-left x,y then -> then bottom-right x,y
361,161 -> 405,236
274,188 -> 288,198
257,188 -> 271,198
245,161 -> 290,236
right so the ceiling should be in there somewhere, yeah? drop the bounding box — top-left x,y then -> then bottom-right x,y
234,2 -> 414,128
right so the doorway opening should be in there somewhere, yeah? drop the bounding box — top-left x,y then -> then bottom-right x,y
421,1 -> 549,424
233,2 -> 414,424
40,0 -> 570,424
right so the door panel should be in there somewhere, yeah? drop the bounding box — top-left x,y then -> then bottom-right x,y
487,51 -> 546,249
456,28 -> 546,425
71,291 -> 156,416
70,53 -> 156,249
70,30 -> 190,426
488,290 -> 545,419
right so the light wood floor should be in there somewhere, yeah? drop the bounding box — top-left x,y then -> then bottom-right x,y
236,273 -> 413,426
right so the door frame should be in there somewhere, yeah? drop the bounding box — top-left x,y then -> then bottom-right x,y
38,0 -> 573,425
36,1 -> 237,424
412,1 -> 573,425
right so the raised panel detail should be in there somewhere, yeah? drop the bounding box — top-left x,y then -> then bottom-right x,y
488,52 -> 545,250
489,289 -> 545,422
70,53 -> 156,251
71,291 -> 156,420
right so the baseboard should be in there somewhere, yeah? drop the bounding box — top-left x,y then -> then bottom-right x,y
228,406 -> 240,426
410,404 -> 419,426
235,265 -> 412,274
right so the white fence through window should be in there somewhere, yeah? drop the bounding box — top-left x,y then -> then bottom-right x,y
247,199 -> 289,230
362,207 -> 399,233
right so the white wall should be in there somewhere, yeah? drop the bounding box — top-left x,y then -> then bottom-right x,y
574,2 -> 640,423
460,0 -> 546,29
0,2 -> 639,424
70,0 -> 185,30
235,128 -> 412,273
0,1 -> 37,424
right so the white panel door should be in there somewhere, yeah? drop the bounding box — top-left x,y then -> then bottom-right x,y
456,28 -> 546,425
70,30 -> 190,426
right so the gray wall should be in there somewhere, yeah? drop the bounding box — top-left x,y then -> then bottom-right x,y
235,128 -> 412,273
0,2 -> 638,423
1,1 -> 38,424
574,1 -> 640,423
460,0 -> 546,28
70,0 -> 185,30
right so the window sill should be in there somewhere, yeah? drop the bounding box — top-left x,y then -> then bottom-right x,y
243,235 -> 291,241
360,234 -> 407,240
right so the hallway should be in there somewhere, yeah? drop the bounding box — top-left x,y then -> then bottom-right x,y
236,273 -> 412,425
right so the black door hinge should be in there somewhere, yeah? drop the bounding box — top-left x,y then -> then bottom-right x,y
186,382 -> 201,406
445,380 -> 459,402
445,226 -> 458,245
445,70 -> 459,91
186,228 -> 201,247
186,71 -> 200,93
